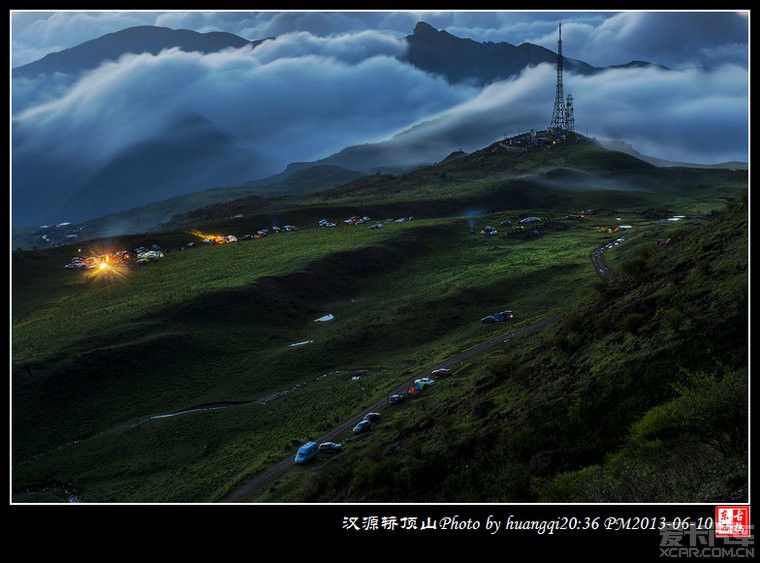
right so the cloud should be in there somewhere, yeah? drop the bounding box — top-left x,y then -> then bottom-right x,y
10,12 -> 748,226
377,62 -> 748,166
13,34 -> 474,164
250,30 -> 407,65
552,12 -> 748,68
12,33 -> 479,223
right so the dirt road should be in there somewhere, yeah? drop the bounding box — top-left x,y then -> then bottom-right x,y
222,229 -> 648,502
221,310 -> 564,503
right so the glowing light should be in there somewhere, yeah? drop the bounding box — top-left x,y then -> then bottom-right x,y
99,262 -> 107,270
188,229 -> 227,244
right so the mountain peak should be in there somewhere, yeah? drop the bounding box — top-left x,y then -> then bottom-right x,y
12,25 -> 262,79
413,21 -> 440,35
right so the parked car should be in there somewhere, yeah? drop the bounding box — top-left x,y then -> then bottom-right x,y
318,442 -> 343,453
415,377 -> 435,386
364,412 -> 381,422
353,419 -> 372,434
431,368 -> 452,378
387,394 -> 405,404
481,310 -> 515,323
294,441 -> 319,464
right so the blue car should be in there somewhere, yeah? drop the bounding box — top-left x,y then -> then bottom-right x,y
295,441 -> 319,464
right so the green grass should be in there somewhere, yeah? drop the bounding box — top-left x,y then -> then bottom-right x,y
12,213 -> 603,501
277,199 -> 747,503
11,139 -> 748,503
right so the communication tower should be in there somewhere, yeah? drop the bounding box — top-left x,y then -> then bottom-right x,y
549,23 -> 567,131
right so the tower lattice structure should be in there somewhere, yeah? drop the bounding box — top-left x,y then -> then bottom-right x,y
549,23 -> 568,131
565,93 -> 575,132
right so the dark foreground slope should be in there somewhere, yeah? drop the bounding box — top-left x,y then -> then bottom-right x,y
286,198 -> 748,503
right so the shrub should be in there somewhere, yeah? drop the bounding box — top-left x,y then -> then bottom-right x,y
619,312 -> 646,334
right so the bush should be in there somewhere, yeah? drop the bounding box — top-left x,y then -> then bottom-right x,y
663,307 -> 684,332
632,369 -> 747,457
619,312 -> 646,334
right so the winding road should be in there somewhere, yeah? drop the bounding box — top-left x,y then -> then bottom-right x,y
222,233 -> 634,502
221,311 -> 564,503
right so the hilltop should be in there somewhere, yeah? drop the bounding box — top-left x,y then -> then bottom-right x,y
14,132 -> 744,252
162,132 -> 745,233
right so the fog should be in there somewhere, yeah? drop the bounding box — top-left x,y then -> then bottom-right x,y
11,12 -> 748,226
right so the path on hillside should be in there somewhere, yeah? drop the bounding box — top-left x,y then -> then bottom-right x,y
591,229 -> 651,281
221,311 -> 564,503
224,225 -> 658,502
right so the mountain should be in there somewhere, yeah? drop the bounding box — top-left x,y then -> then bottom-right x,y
401,21 -> 599,86
244,163 -> 366,193
9,22 -> 718,230
12,113 -> 268,227
598,139 -> 748,170
12,25 -> 269,79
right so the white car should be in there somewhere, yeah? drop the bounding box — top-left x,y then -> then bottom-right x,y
415,378 -> 435,386
353,420 -> 372,434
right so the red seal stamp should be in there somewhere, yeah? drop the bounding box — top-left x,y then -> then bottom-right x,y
715,506 -> 750,538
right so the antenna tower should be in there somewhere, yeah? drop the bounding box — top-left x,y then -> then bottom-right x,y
549,23 -> 567,131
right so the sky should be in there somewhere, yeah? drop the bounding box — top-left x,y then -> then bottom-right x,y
10,10 -> 750,69
9,10 -> 750,225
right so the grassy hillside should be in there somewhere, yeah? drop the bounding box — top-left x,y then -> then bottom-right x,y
164,137 -> 746,233
266,198 -> 747,503
11,138 -> 748,503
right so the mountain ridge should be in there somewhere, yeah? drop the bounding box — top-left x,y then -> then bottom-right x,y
12,25 -> 270,78
401,21 -> 600,85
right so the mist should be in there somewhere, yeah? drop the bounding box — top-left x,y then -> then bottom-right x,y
11,12 -> 748,227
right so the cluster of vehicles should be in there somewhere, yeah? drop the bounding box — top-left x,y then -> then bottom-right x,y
387,368 -> 450,404
295,367 -> 457,464
294,441 -> 343,464
246,225 -> 297,239
318,216 -> 414,229
194,226 -> 297,246
63,245 -> 164,270
294,412 -> 381,464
